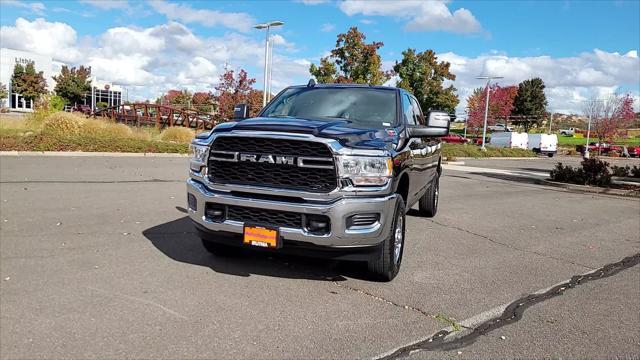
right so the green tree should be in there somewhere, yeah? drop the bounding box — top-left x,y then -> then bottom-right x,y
13,62 -> 47,100
0,82 -> 8,108
512,78 -> 548,131
309,27 -> 391,85
394,49 -> 459,113
53,65 -> 92,105
11,62 -> 47,101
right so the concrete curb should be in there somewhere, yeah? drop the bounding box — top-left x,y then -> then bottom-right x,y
0,151 -> 189,158
534,179 -> 640,198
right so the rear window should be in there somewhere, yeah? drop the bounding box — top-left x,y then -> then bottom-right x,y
260,87 -> 398,129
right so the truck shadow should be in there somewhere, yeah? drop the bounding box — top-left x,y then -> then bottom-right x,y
143,216 -> 373,282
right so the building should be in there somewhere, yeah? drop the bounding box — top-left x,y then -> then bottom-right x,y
0,48 -> 123,112
0,48 -> 54,111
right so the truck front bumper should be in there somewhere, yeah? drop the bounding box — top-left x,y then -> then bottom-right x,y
187,179 -> 398,254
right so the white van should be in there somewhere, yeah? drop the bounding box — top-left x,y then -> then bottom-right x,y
489,132 -> 528,150
527,134 -> 558,157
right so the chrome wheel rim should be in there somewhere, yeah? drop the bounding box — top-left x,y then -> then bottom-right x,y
393,215 -> 403,264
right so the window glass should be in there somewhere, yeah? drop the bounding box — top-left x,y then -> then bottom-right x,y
402,94 -> 417,125
409,97 -> 423,125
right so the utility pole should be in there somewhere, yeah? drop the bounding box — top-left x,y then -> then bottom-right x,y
254,21 -> 284,107
476,75 -> 503,150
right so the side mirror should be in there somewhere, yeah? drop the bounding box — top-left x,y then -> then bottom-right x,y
233,103 -> 249,120
407,111 -> 450,138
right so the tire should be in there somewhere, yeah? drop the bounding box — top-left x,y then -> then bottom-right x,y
547,152 -> 555,158
367,197 -> 406,282
201,238 -> 240,256
418,175 -> 439,218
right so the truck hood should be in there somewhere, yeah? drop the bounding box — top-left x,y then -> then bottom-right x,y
211,117 -> 399,150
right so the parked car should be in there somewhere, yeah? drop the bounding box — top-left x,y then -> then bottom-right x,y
559,127 -> 577,136
487,124 -> 513,132
527,134 -> 558,157
187,83 -> 450,281
72,104 -> 92,115
626,145 -> 640,157
440,134 -> 470,144
490,132 -> 528,149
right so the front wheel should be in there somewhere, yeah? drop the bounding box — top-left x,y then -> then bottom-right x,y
367,197 -> 406,282
418,176 -> 439,217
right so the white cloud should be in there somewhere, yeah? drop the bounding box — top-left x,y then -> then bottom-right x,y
360,19 -> 375,25
321,23 -> 335,32
1,0 -> 46,15
435,49 -> 640,113
148,0 -> 256,33
0,17 -> 82,62
78,0 -> 129,10
339,0 -> 482,34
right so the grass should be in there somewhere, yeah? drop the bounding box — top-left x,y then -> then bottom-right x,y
442,143 -> 536,158
0,111 -> 193,153
557,136 -> 640,146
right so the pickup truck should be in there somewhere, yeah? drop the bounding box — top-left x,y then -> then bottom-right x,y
187,83 -> 450,281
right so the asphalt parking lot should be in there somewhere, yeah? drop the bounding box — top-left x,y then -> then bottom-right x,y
1,155 -> 639,359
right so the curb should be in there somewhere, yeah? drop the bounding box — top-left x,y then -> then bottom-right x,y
534,179 -> 640,198
453,157 -> 540,160
0,151 -> 189,158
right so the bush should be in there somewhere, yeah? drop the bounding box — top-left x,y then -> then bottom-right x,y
25,108 -> 52,130
42,112 -> 85,136
611,165 -> 640,178
80,119 -> 134,139
550,158 -> 611,186
96,102 -> 108,109
632,166 -> 640,178
159,127 -> 194,143
49,95 -> 67,111
442,144 -> 536,158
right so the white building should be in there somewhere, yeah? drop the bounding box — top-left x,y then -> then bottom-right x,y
0,48 -> 124,112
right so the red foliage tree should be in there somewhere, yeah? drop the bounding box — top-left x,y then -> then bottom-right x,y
214,69 -> 263,121
584,94 -> 635,142
192,91 -> 214,113
466,84 -> 518,135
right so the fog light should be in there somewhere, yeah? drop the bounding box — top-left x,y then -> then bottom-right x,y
305,215 -> 330,235
187,193 -> 197,211
205,204 -> 225,222
347,213 -> 380,228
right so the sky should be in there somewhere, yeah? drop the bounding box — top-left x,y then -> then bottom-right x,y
0,0 -> 639,114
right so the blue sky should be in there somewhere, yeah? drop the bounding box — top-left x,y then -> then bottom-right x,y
1,0 -> 639,113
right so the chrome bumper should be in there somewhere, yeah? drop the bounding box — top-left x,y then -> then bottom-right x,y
187,178 -> 397,247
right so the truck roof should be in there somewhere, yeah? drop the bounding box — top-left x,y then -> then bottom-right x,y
287,83 -> 399,91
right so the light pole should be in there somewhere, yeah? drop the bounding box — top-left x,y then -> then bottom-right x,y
254,20 -> 284,107
476,75 -> 503,150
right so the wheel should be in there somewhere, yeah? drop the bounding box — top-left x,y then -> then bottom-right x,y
201,238 -> 240,256
418,175 -> 439,217
547,152 -> 554,158
367,197 -> 406,282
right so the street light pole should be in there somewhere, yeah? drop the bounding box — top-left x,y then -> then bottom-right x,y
584,113 -> 592,159
254,20 -> 284,107
476,75 -> 503,150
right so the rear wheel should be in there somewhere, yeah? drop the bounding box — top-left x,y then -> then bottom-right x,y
418,176 -> 439,217
367,197 -> 405,281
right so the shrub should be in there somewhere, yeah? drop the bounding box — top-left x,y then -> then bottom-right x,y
610,165 -> 631,177
80,120 -> 134,139
130,127 -> 152,141
42,112 -> 85,136
631,166 -> 640,178
550,158 -> 611,186
159,126 -> 194,143
80,119 -> 107,137
96,102 -> 108,109
49,95 -> 67,111
25,108 -> 51,130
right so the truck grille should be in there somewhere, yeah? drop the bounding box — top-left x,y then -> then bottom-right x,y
208,137 -> 337,193
227,205 -> 301,229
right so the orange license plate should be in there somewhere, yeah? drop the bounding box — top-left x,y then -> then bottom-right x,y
243,226 -> 279,248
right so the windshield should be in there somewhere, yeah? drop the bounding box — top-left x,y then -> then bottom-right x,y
260,87 -> 398,128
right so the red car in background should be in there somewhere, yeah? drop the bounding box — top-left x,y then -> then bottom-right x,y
440,134 -> 471,144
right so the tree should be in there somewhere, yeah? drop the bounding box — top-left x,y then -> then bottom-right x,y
53,65 -> 91,105
11,62 -> 47,101
214,68 -> 264,121
157,89 -> 192,107
512,78 -> 548,131
583,94 -> 635,143
309,27 -> 391,85
192,91 -> 215,113
394,49 -> 459,113
466,84 -> 517,135
0,82 -> 7,108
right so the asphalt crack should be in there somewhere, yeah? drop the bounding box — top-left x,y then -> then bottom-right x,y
332,281 -> 470,331
427,219 -> 596,270
376,252 -> 640,359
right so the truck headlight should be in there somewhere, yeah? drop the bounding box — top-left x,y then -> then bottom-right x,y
336,156 -> 393,186
189,144 -> 209,172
